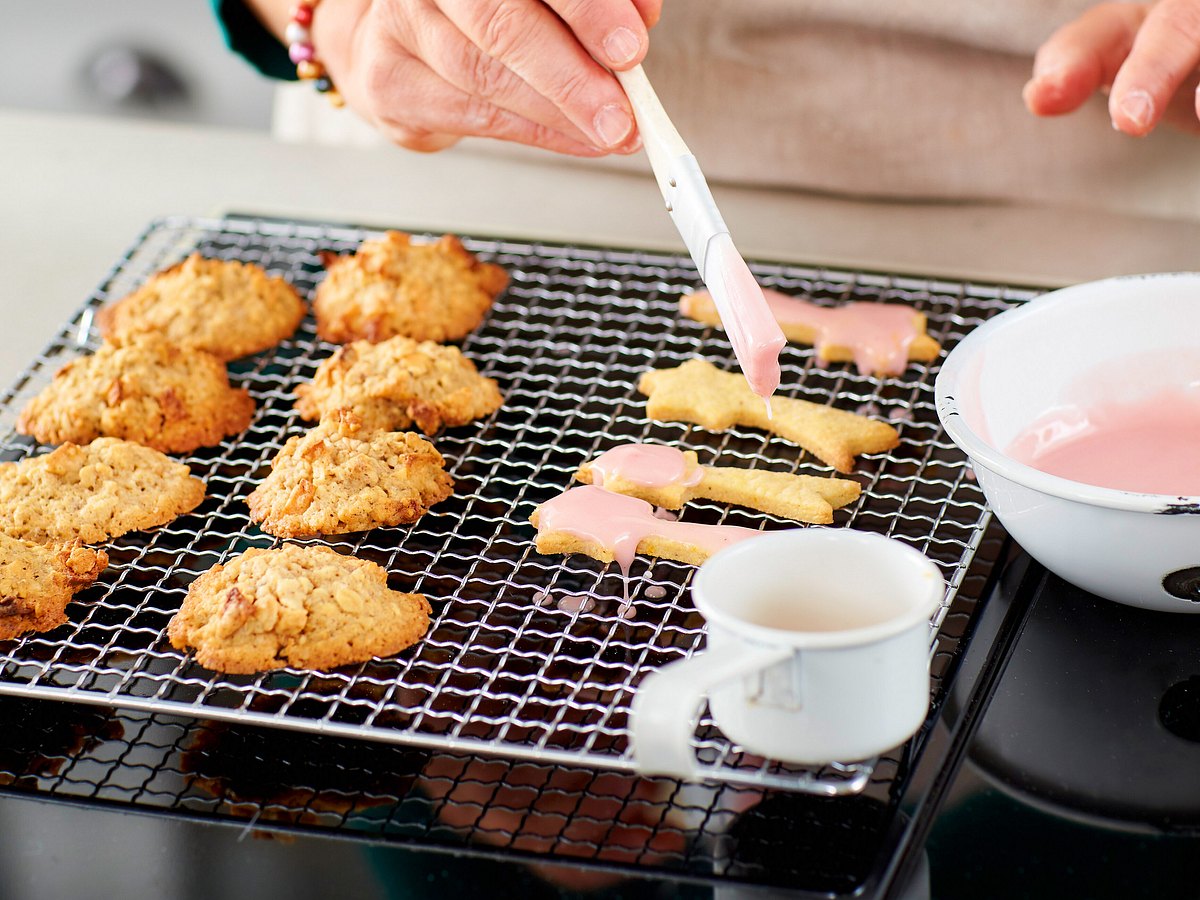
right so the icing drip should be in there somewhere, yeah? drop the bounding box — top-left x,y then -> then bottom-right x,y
589,443 -> 703,490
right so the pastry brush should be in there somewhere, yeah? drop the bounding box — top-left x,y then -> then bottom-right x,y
615,65 -> 785,402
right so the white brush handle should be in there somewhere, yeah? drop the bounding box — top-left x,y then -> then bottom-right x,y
617,65 -> 787,400
615,65 -> 727,274
615,66 -> 689,195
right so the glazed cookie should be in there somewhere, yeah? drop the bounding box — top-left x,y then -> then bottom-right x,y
0,438 -> 205,544
247,412 -> 453,537
168,544 -> 431,674
97,254 -> 305,361
17,333 -> 255,454
680,289 -> 941,377
531,485 -> 761,568
0,536 -> 108,640
294,335 -> 503,434
637,359 -> 899,473
576,443 -> 861,525
313,232 -> 508,343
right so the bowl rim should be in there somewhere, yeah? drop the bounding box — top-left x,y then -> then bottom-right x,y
934,271 -> 1200,515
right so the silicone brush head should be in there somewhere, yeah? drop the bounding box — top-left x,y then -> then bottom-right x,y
704,232 -> 786,401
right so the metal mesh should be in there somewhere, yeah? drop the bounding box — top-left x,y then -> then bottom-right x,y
0,216 -> 1031,796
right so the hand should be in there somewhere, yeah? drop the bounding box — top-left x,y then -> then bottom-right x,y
1024,1 -> 1200,136
309,0 -> 661,155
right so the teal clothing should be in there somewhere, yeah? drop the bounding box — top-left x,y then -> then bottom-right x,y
211,0 -> 297,80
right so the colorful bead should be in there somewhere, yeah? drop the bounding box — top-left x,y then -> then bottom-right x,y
289,0 -> 340,108
285,22 -> 311,45
288,42 -> 314,64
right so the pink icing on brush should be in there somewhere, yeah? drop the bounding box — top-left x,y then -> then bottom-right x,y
536,485 -> 760,577
703,235 -> 786,404
589,444 -> 703,490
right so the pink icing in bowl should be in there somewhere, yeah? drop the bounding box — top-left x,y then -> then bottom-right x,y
935,272 -> 1200,613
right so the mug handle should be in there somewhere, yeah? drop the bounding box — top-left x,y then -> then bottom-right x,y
630,642 -> 794,779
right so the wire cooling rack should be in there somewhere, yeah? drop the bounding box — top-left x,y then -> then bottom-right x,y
0,216 -> 1031,795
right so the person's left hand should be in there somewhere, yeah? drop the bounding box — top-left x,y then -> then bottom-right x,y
1023,0 -> 1200,136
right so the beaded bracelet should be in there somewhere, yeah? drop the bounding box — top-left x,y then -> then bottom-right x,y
286,1 -> 344,107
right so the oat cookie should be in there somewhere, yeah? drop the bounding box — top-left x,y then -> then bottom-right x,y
0,536 -> 107,640
168,544 -> 431,674
247,413 -> 453,537
314,232 -> 508,343
294,335 -> 503,434
0,438 -> 205,544
97,254 -> 305,361
637,359 -> 899,473
17,334 -> 255,454
680,290 -> 941,375
576,445 -> 860,524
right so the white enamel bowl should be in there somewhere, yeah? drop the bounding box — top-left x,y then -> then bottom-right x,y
935,273 -> 1200,613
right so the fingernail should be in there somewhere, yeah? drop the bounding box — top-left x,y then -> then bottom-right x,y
604,26 -> 641,66
1116,89 -> 1154,130
593,103 -> 634,148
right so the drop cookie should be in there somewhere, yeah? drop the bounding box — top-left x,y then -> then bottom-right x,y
0,536 -> 108,640
314,232 -> 508,343
294,335 -> 502,434
17,334 -> 255,454
97,254 -> 305,361
0,438 -> 205,544
247,412 -> 453,537
168,544 -> 431,674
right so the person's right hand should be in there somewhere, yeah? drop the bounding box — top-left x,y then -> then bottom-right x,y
311,0 -> 661,155
1024,1 -> 1200,136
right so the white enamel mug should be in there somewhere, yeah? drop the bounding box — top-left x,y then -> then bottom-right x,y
631,529 -> 945,778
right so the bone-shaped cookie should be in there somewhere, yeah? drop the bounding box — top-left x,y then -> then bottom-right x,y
575,444 -> 860,524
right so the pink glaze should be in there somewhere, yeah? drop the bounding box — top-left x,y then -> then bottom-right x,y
537,485 -> 761,576
589,444 -> 703,490
764,288 -> 919,375
556,594 -> 597,615
690,288 -> 920,376
704,235 -> 786,404
1006,386 -> 1200,495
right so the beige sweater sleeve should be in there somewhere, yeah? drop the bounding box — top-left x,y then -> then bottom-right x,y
628,0 -> 1200,219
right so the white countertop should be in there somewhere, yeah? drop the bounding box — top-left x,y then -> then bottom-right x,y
7,107 -> 1200,388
